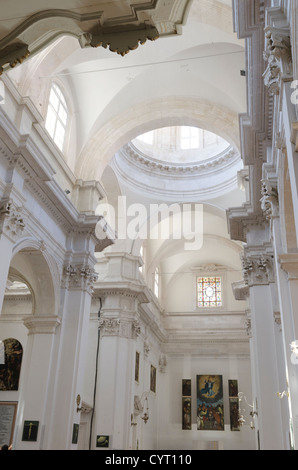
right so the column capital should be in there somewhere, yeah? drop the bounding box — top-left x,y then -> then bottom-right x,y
241,251 -> 275,286
98,316 -> 141,339
61,262 -> 98,294
23,315 -> 61,335
0,198 -> 26,242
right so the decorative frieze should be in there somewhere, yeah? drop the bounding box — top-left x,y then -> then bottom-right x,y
62,263 -> 98,294
260,179 -> 279,220
99,316 -> 141,339
159,353 -> 167,373
0,198 -> 26,241
241,253 -> 275,286
263,26 -> 292,95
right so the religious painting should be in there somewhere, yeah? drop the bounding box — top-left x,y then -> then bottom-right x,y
22,420 -> 39,441
150,365 -> 156,393
96,435 -> 109,448
182,379 -> 192,430
229,398 -> 240,431
229,379 -> 240,431
228,379 -> 238,398
196,375 -> 224,431
72,424 -> 79,444
0,338 -> 23,391
182,379 -> 191,397
135,351 -> 140,382
182,397 -> 191,430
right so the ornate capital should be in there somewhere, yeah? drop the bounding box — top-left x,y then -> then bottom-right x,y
62,263 -> 98,294
99,316 -> 141,339
0,198 -> 26,241
241,253 -> 275,286
260,179 -> 279,220
263,26 -> 292,95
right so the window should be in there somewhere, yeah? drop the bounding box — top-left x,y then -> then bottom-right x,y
180,126 -> 200,149
45,83 -> 69,151
197,277 -> 222,308
154,267 -> 159,298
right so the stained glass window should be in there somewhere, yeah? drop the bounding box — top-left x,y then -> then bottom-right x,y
197,277 -> 222,308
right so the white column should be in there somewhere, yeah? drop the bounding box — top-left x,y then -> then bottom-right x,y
91,253 -> 145,450
43,258 -> 98,450
93,296 -> 141,450
15,316 -> 61,450
242,249 -> 286,449
279,253 -> 298,447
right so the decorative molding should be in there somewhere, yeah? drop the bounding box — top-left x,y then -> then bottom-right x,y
23,315 -> 61,335
89,24 -> 159,56
62,263 -> 98,294
245,310 -> 252,339
123,143 -> 239,176
158,353 -> 167,373
241,252 -> 275,286
0,42 -> 30,75
274,311 -> 282,331
0,198 -> 26,242
98,316 -> 140,339
260,179 -> 279,220
144,339 -> 151,358
263,25 -> 292,96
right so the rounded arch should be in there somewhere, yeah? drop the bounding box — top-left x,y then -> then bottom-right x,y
76,96 -> 240,180
10,239 -> 60,316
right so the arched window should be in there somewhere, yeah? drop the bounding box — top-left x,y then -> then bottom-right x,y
45,83 -> 69,151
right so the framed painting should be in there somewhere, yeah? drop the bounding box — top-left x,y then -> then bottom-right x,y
228,379 -> 238,398
135,351 -> 140,382
182,397 -> 191,430
182,379 -> 191,430
229,379 -> 240,431
182,379 -> 191,397
196,375 -> 224,431
72,423 -> 79,444
229,398 -> 240,431
22,420 -> 39,441
96,435 -> 109,448
150,365 -> 156,393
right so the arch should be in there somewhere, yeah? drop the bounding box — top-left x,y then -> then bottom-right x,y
10,239 -> 60,317
76,97 -> 240,181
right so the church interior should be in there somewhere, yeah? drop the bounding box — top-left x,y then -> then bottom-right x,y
0,0 -> 297,451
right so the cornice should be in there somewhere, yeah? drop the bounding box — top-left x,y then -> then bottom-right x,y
122,142 -> 240,176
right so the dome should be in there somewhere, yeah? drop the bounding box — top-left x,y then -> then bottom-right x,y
132,126 -> 230,165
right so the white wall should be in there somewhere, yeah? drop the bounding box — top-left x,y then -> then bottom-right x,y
158,355 -> 256,450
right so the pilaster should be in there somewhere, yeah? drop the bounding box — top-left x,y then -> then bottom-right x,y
15,315 -> 61,450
